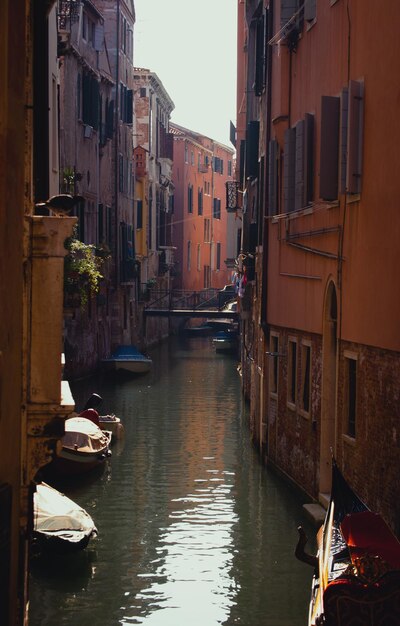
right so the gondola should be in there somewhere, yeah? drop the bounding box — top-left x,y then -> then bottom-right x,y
296,459 -> 400,625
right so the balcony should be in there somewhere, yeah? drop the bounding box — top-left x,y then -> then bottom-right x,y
57,0 -> 80,31
226,180 -> 240,213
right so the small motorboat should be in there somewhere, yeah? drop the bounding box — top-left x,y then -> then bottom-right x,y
212,329 -> 238,353
102,345 -> 152,374
79,393 -> 124,440
296,459 -> 400,626
46,417 -> 112,477
33,482 -> 97,553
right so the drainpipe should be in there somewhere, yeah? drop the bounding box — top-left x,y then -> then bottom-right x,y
114,0 -> 120,286
261,1 -> 273,334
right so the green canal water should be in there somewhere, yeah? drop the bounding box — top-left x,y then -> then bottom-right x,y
29,335 -> 315,626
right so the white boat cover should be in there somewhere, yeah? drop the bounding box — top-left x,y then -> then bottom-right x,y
62,417 -> 111,453
34,483 -> 97,543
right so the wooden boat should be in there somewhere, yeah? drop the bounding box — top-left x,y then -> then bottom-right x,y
47,417 -> 112,477
102,345 -> 152,374
296,460 -> 400,626
33,482 -> 97,553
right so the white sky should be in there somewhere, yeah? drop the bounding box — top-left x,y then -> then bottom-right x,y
133,0 -> 237,148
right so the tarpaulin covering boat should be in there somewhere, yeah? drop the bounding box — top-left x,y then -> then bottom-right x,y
33,482 -> 97,553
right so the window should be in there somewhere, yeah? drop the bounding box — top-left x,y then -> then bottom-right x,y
270,333 -> 279,395
268,139 -> 279,215
228,160 -> 232,176
345,354 -> 357,438
204,218 -> 210,242
82,72 -> 100,130
119,154 -> 124,192
187,184 -> 193,213
197,244 -> 201,271
187,240 -> 191,271
140,87 -> 146,97
191,151 -> 194,165
254,9 -> 267,96
283,127 -> 296,212
136,199 -> 143,229
198,188 -> 203,215
216,242 -> 221,270
184,143 -> 188,163
300,343 -> 311,414
213,198 -> 221,219
287,338 -> 297,406
77,73 -> 81,119
304,0 -> 317,25
204,265 -> 210,288
213,156 -> 224,174
98,203 -> 104,244
120,84 -> 133,123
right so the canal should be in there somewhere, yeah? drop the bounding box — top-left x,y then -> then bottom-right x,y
29,336 -> 315,626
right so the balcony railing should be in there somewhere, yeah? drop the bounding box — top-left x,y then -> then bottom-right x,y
57,0 -> 81,31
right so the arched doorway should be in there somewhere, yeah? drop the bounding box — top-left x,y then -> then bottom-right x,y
319,280 -> 338,498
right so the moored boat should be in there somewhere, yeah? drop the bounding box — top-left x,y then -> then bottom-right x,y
33,482 -> 97,554
212,329 -> 238,353
296,460 -> 400,626
102,345 -> 152,374
79,393 -> 124,440
46,417 -> 112,477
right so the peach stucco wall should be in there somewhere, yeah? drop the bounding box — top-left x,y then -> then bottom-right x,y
267,0 -> 400,351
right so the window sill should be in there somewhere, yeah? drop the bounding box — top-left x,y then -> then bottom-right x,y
306,18 -> 316,31
287,401 -> 296,412
342,433 -> 356,447
269,391 -> 278,401
299,409 -> 310,420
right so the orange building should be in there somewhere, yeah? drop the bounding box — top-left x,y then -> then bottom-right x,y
237,0 -> 400,531
171,123 -> 236,293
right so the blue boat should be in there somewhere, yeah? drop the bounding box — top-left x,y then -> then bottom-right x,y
102,345 -> 153,374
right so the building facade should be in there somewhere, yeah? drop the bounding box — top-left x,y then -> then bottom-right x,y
1,2 -> 76,624
237,0 -> 400,532
171,123 -> 236,294
59,0 -> 141,378
133,69 -> 175,288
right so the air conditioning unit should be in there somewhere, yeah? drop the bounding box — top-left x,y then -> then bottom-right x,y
84,125 -> 93,139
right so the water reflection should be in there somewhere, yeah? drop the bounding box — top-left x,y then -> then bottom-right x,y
29,337 -> 313,626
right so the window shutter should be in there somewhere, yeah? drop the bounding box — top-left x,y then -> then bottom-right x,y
295,120 -> 304,211
283,127 -> 296,212
82,73 -> 91,124
239,140 -> 245,188
320,95 -> 340,200
268,139 -> 278,215
255,13 -> 266,96
340,87 -> 349,194
137,200 -> 143,229
304,113 -> 314,204
106,99 -> 114,138
91,78 -> 99,130
126,89 -> 133,124
346,79 -> 364,194
245,121 -> 260,180
281,0 -> 299,28
304,0 -> 316,22
94,23 -> 104,51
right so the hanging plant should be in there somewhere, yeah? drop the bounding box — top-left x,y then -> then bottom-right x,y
64,233 -> 110,308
